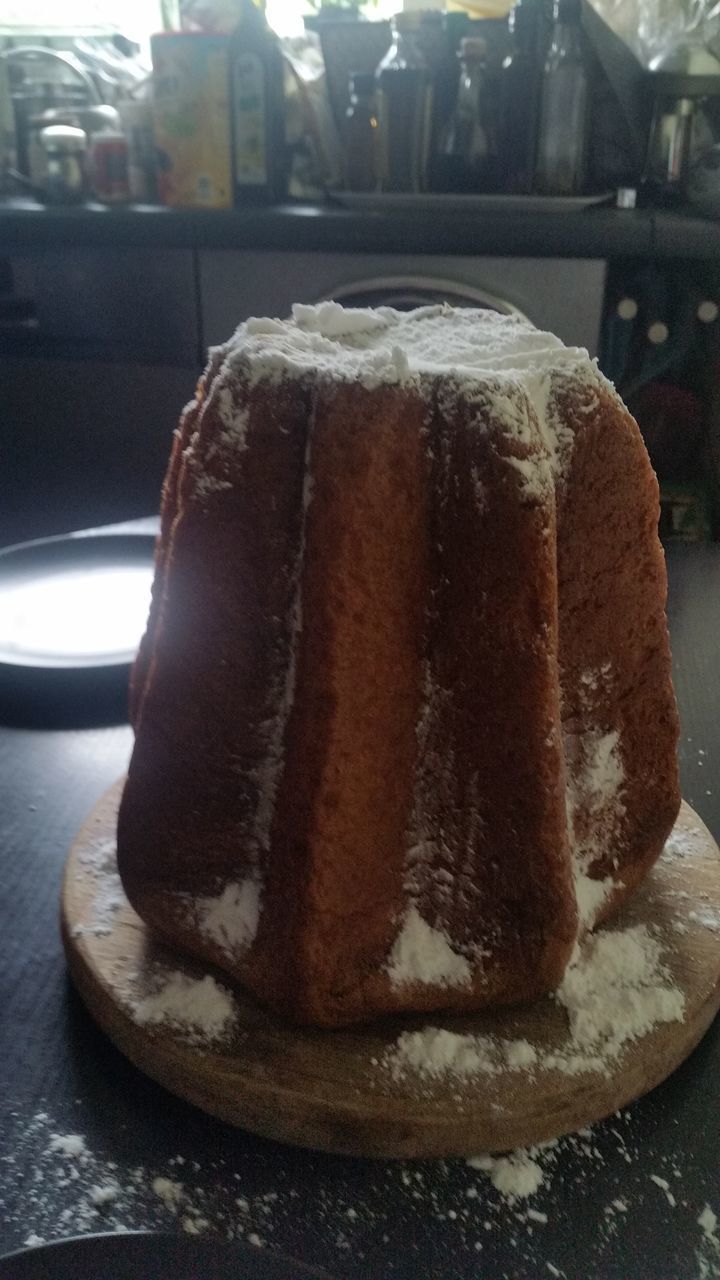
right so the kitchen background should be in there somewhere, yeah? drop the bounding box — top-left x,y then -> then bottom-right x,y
2,0 -> 720,547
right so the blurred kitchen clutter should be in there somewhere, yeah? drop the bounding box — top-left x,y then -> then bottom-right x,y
1,0 -> 720,207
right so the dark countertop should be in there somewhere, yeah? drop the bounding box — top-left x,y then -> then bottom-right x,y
1,197 -> 718,259
0,540 -> 718,1279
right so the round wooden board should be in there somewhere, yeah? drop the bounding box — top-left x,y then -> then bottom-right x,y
61,785 -> 720,1160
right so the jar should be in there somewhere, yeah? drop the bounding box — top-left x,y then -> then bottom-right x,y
87,130 -> 130,204
39,124 -> 87,204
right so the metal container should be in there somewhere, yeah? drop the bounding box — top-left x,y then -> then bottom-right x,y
40,124 -> 87,204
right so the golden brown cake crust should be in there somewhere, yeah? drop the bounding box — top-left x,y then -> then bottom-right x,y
117,305 -> 680,1027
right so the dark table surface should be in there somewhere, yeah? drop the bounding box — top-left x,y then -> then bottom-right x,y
0,542 -> 718,1280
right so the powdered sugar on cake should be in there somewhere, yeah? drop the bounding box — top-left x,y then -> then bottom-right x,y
566,726 -> 626,928
226,302 -> 600,398
193,879 -> 261,955
384,917 -> 685,1084
388,906 -> 472,990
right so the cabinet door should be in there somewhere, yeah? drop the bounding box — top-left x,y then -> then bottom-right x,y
2,357 -> 197,547
6,248 -> 199,366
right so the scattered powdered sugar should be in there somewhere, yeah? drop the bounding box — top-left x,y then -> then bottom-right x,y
385,1029 -> 536,1082
667,827 -> 706,859
553,925 -> 685,1065
698,1204 -> 720,1279
700,1205 -> 719,1241
73,838 -> 126,939
387,906 -> 472,989
468,1152 -> 545,1201
193,879 -> 261,956
48,1134 -> 87,1158
383,918 -> 685,1083
2,1105 -> 717,1278
128,972 -> 236,1044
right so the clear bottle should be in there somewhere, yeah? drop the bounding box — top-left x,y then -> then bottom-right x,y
535,0 -> 589,196
499,0 -> 543,195
230,0 -> 287,204
376,12 -> 433,194
344,72 -> 378,193
436,37 -> 490,194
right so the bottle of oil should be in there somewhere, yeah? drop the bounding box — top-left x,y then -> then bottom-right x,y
344,73 -> 378,192
376,12 -> 433,194
535,0 -> 589,195
436,38 -> 492,193
499,0 -> 543,194
230,0 -> 287,204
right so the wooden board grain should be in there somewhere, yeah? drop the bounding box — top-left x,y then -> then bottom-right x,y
61,784 -> 720,1159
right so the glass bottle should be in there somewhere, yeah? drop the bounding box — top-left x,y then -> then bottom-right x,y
230,0 -> 287,204
436,38 -> 491,194
376,12 -> 433,194
499,0 -> 543,194
535,0 -> 589,196
344,72 -> 378,192
427,12 -> 470,191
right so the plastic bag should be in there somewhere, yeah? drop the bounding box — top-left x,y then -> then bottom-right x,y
589,0 -> 720,67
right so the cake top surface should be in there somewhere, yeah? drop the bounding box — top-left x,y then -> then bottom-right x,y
219,303 -> 599,390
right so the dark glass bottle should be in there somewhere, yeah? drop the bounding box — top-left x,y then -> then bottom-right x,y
376,12 -> 433,194
344,72 -> 378,192
498,0 -> 543,194
427,11 -> 470,191
436,37 -> 492,194
535,0 -> 589,195
230,0 -> 287,204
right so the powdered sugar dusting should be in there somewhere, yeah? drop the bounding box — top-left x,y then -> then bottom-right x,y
383,917 -> 685,1083
129,972 -> 236,1044
386,1029 -> 537,1081
388,906 -> 472,989
3,1092 -> 718,1276
566,727 -> 625,928
248,421 -> 315,865
573,869 -> 614,930
73,837 -> 125,938
193,878 -> 261,955
553,925 -> 685,1063
468,1152 -> 545,1201
223,305 -> 600,405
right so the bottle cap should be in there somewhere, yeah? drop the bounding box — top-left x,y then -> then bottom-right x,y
40,124 -> 87,152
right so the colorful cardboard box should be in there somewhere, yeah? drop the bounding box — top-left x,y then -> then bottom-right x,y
152,33 -> 233,209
